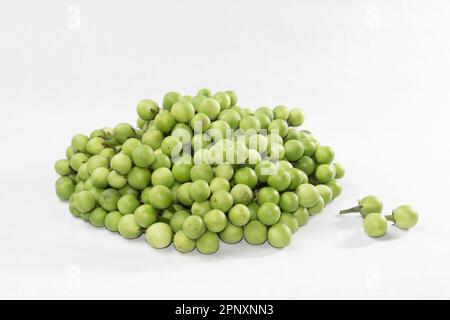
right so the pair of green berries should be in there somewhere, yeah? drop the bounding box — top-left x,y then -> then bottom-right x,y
340,195 -> 419,238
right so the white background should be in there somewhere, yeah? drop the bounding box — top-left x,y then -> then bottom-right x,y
1,0 -> 449,299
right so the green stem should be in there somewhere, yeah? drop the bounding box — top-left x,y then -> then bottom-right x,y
385,215 -> 395,222
339,205 -> 362,215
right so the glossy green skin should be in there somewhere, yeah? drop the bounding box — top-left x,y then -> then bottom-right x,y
132,144 -> 155,168
188,115 -> 209,136
142,130 -> 164,150
87,155 -> 109,175
55,159 -> 72,176
66,146 -> 75,160
300,138 -> 317,157
255,106 -> 274,121
296,184 -> 320,208
91,167 -> 109,189
76,163 -> 90,181
105,211 -> 123,232
170,100 -> 195,123
316,185 -> 333,204
151,153 -> 172,171
255,113 -> 270,130
248,202 -> 259,221
118,214 -> 143,239
363,213 -> 388,238
146,222 -> 173,249
197,88 -> 212,97
71,134 -> 89,153
189,180 -> 211,202
288,109 -> 305,127
191,201 -> 211,218
257,203 -> 281,226
359,195 -> 383,217
140,187 -> 152,204
293,207 -> 309,226
244,221 -> 268,245
279,192 -> 299,213
239,116 -> 261,133
334,163 -> 345,179
285,128 -> 301,141
308,197 -> 325,215
234,167 -> 258,189
160,210 -> 173,224
183,215 -> 206,240
268,119 -> 288,137
287,168 -> 303,190
326,180 -> 342,199
177,183 -> 194,206
98,189 -> 121,211
127,167 -> 151,190
119,185 -> 139,198
257,187 -> 280,205
135,204 -> 158,228
70,153 -> 89,171
230,184 -> 253,205
225,90 -> 237,106
160,136 -> 181,158
86,137 -> 105,155
219,223 -> 243,244
209,177 -> 230,193
315,164 -> 336,184
392,205 -> 419,230
273,105 -> 290,120
284,140 -> 304,161
75,191 -> 96,213
162,91 -> 182,110
268,223 -> 292,248
197,98 -> 221,120
248,134 -> 268,153
111,153 -> 132,175
56,180 -> 75,201
190,164 -> 214,182
203,209 -> 227,232
214,91 -> 231,110
296,156 -> 316,176
315,146 -> 335,164
255,161 -> 276,183
210,190 -> 234,213
196,231 -> 220,255
89,207 -> 107,227
155,110 -> 176,133
169,210 -> 190,233
229,204 -> 251,227
148,185 -> 172,210
279,213 -> 299,233
172,162 -> 193,183
80,212 -> 91,222
267,169 -> 291,192
107,171 -> 127,189
218,109 -> 241,129
117,194 -> 140,215
173,230 -> 196,253
209,120 -> 231,141
151,167 -> 175,188
113,123 -> 134,144
172,123 -> 193,143
137,99 -> 159,121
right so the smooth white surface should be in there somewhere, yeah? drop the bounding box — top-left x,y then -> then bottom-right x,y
1,0 -> 449,299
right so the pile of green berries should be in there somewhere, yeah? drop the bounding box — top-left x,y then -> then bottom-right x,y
54,89 -> 344,254
340,195 -> 419,237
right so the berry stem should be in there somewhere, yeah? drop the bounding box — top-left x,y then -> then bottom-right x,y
339,206 -> 362,214
385,214 -> 395,222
